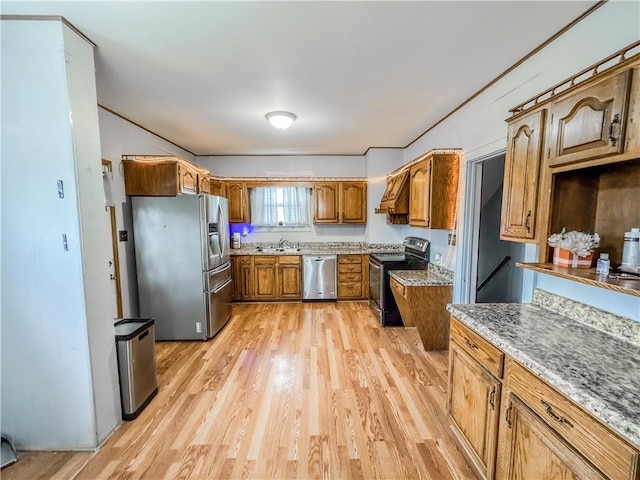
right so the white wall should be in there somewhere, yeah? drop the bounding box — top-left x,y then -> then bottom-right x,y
402,0 -> 640,318
98,108 -> 196,316
201,155 -> 365,178
363,148 -> 406,245
1,19 -> 118,449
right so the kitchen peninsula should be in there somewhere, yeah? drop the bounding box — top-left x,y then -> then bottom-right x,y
447,290 -> 640,479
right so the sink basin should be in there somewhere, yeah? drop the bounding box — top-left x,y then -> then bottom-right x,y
255,247 -> 301,254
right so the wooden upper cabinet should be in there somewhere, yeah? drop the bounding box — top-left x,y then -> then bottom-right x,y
227,182 -> 249,223
209,178 -> 226,197
313,183 -> 340,223
409,160 -> 431,227
548,69 -> 632,167
500,110 -> 545,241
123,158 -> 207,196
340,182 -> 367,223
409,153 -> 459,229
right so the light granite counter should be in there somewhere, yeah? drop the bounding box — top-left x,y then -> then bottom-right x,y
389,270 -> 453,286
446,294 -> 640,449
230,242 -> 403,256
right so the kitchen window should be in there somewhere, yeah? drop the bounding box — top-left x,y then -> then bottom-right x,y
249,186 -> 311,230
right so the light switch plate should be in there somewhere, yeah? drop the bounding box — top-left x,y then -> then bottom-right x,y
448,233 -> 456,246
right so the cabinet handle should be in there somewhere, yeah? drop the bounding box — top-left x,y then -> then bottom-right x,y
525,210 -> 531,232
541,399 -> 574,428
489,386 -> 496,410
609,113 -> 621,146
505,402 -> 513,428
464,337 -> 479,350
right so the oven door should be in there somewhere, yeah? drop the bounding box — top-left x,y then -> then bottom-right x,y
368,257 -> 383,317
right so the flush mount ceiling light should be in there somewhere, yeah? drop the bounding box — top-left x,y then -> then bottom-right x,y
265,111 -> 297,130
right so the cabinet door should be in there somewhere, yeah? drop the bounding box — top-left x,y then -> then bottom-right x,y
430,156 -> 459,229
313,183 -> 340,223
178,166 -> 198,194
497,395 -> 606,480
409,160 -> 431,227
210,180 -> 226,198
500,110 -> 544,240
278,263 -> 301,299
340,182 -> 367,223
235,256 -> 254,300
548,69 -> 632,167
254,257 -> 277,299
227,183 -> 247,223
448,341 -> 501,479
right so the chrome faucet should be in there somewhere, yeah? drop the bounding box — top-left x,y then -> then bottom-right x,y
279,238 -> 292,248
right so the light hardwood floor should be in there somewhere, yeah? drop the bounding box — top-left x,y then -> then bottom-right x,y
5,302 -> 475,480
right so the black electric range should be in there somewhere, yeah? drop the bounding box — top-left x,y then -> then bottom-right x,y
369,237 -> 430,326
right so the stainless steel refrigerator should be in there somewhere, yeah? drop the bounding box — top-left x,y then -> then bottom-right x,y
132,194 -> 232,340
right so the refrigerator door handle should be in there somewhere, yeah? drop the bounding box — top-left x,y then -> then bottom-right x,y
211,278 -> 232,294
211,262 -> 232,275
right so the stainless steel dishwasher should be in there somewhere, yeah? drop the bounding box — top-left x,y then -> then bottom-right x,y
302,254 -> 337,300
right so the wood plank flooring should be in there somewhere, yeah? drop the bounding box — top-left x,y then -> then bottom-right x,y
4,302 -> 476,479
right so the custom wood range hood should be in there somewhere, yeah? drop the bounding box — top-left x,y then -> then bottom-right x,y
375,169 -> 410,223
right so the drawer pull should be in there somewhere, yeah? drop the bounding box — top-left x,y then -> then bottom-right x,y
464,337 -> 479,350
489,386 -> 496,410
505,402 -> 513,428
541,399 -> 574,428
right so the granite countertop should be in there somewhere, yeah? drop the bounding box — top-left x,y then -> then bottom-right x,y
230,242 -> 403,256
389,270 -> 453,286
446,301 -> 640,449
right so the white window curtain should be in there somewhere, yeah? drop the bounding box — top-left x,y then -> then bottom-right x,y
250,186 -> 309,227
282,187 -> 309,225
250,187 -> 278,226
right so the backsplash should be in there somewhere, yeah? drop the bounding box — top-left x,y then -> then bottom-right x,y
533,289 -> 640,346
427,263 -> 454,282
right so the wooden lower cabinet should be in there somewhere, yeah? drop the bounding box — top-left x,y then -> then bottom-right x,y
337,254 -> 368,300
497,395 -> 606,480
448,340 -> 501,479
254,256 -> 277,299
277,256 -> 301,299
233,255 -> 301,301
448,316 -> 640,480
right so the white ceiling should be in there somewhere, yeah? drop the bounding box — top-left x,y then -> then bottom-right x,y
2,1 -> 599,156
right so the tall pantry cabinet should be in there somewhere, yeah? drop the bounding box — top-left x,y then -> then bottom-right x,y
1,19 -> 120,449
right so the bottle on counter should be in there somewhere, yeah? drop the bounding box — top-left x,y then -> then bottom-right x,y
596,253 -> 610,276
622,227 -> 640,266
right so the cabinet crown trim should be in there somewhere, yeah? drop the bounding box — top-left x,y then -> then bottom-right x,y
508,40 -> 640,119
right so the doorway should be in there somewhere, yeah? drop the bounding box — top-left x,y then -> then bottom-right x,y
102,159 -> 123,318
460,152 -> 526,303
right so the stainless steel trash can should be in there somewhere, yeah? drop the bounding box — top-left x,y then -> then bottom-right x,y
115,318 -> 158,420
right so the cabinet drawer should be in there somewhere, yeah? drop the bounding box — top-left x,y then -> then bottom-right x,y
238,256 -> 252,266
338,283 -> 362,298
390,277 -> 406,299
450,317 -> 504,378
278,255 -> 300,265
338,263 -> 362,274
338,254 -> 362,264
254,256 -> 276,265
506,359 -> 639,480
338,272 -> 362,283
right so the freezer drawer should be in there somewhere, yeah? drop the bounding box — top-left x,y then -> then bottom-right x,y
303,254 -> 337,300
115,319 -> 158,420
